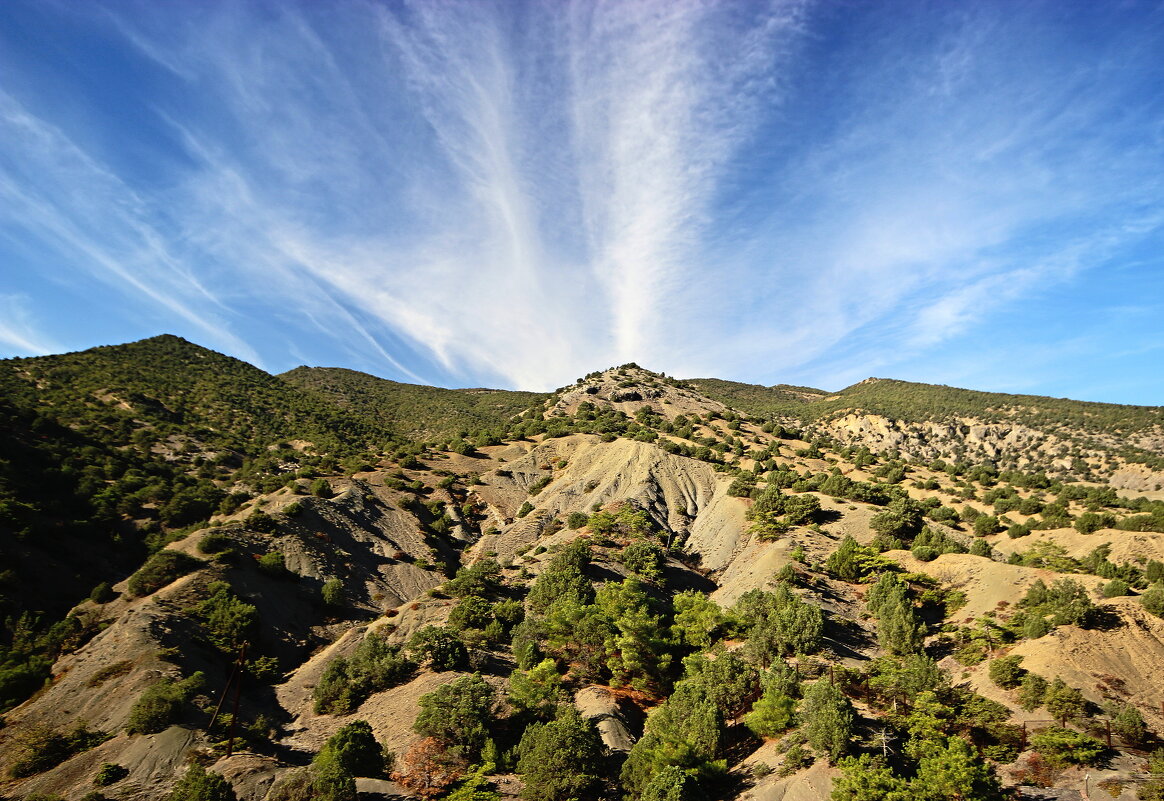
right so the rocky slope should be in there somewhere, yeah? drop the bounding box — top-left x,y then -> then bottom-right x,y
3,347 -> 1164,801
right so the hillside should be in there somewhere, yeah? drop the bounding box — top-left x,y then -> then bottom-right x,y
279,366 -> 545,443
692,376 -> 1164,490
3,344 -> 1164,801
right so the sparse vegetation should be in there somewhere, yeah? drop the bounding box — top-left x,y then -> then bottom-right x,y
2,340 -> 1163,801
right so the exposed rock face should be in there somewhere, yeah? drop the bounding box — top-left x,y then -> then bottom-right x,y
1110,463 -> 1164,492
815,412 -> 1063,467
574,686 -> 639,752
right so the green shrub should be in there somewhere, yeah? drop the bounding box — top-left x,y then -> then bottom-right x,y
126,550 -> 200,597
313,635 -> 414,715
167,764 -> 237,801
443,560 -> 503,598
1017,672 -> 1048,710
89,581 -> 117,603
126,672 -> 205,734
258,551 -> 291,577
94,763 -> 129,786
969,539 -> 992,558
197,532 -> 233,555
745,690 -> 796,738
414,674 -> 495,759
911,545 -> 939,562
988,655 -> 1025,690
315,720 -> 386,778
1108,703 -> 1148,745
619,541 -> 665,580
516,707 -> 604,801
321,578 -> 344,607
405,626 -> 467,672
8,724 -> 110,778
517,502 -> 534,518
197,581 -> 257,651
1143,583 -> 1164,618
566,512 -> 589,529
973,515 -> 1001,537
1030,726 -> 1105,767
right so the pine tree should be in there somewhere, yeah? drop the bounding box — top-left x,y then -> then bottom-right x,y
912,736 -> 1003,800
315,720 -> 385,778
516,707 -> 604,801
830,755 -> 909,801
799,679 -> 853,762
1043,678 -> 1087,726
876,594 -> 924,655
507,659 -> 565,722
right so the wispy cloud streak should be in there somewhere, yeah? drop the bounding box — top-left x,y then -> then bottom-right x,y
0,0 -> 1161,396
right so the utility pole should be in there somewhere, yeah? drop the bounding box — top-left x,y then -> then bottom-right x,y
209,641 -> 249,758
226,641 -> 248,758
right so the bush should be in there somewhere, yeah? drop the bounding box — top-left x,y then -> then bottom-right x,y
988,655 -> 1025,690
406,626 -> 468,672
8,724 -> 110,778
969,539 -> 992,558
800,680 -> 853,762
393,738 -> 467,799
566,512 -> 589,530
94,763 -> 129,786
619,541 -> 665,580
197,581 -> 258,652
516,707 -> 604,801
1109,703 -> 1148,746
316,720 -> 386,778
1102,579 -> 1130,598
246,510 -> 278,532
745,690 -> 796,738
258,551 -> 291,577
1043,678 -> 1087,726
197,532 -> 233,555
321,578 -> 344,607
911,545 -> 939,562
443,560 -> 503,598
1143,583 -> 1164,618
1018,673 -> 1048,711
973,515 -> 1001,537
168,764 -> 237,801
1018,578 -> 1100,630
126,550 -> 200,597
90,581 -> 117,603
314,636 -> 414,715
517,502 -> 534,518
126,672 -> 205,734
414,674 -> 495,760
1030,727 -> 1105,767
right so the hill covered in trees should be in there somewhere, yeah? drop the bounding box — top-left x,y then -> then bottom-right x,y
280,366 -> 546,443
2,339 -> 1164,801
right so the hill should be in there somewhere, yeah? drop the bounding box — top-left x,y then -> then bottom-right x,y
3,342 -> 1164,801
279,366 -> 546,442
692,376 -> 1164,490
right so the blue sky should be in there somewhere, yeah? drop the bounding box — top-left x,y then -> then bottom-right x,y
1,0 -> 1162,403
